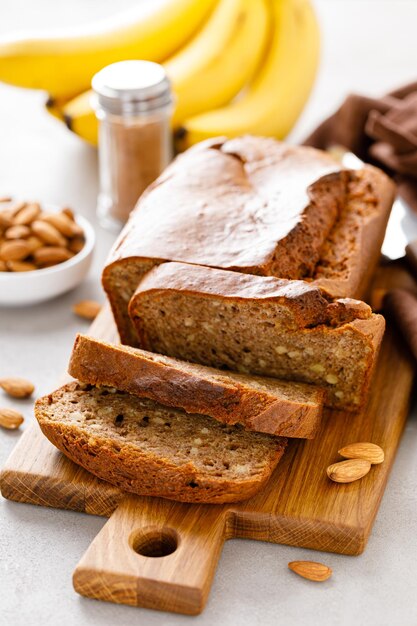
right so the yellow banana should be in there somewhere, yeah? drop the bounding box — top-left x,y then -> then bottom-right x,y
58,91 -> 98,145
176,0 -> 320,149
165,0 -> 270,127
48,0 -> 270,145
45,96 -> 65,122
0,0 -> 218,100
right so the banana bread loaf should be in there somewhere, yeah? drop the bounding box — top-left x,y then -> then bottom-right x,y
35,381 -> 286,504
129,262 -> 385,411
68,334 -> 324,438
102,136 -> 394,344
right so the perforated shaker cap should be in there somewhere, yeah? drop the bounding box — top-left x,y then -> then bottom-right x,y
92,60 -> 173,115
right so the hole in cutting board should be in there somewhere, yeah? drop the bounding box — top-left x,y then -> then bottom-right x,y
131,527 -> 178,558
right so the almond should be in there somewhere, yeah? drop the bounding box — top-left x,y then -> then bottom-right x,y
326,458 -> 371,483
31,220 -> 67,247
0,239 -> 30,261
14,202 -> 40,225
0,407 -> 24,429
288,561 -> 332,582
4,224 -> 31,239
68,236 -> 85,254
6,260 -> 37,272
0,196 -> 12,203
9,201 -> 27,215
0,210 -> 13,229
33,246 -> 73,267
338,442 -> 384,465
73,299 -> 101,320
0,377 -> 34,398
41,212 -> 83,237
25,235 -> 44,254
62,207 -> 75,220
0,260 -> 7,271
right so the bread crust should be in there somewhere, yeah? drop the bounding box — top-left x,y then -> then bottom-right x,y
35,383 -> 286,504
102,137 -> 394,345
130,263 -> 385,411
104,137 -> 344,277
69,334 -> 324,438
130,262 -> 372,329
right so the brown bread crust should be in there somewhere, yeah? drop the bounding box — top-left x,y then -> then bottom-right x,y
68,334 -> 324,438
104,136 -> 344,278
102,137 -> 394,345
129,263 -> 385,411
35,382 -> 286,504
130,262 -> 373,329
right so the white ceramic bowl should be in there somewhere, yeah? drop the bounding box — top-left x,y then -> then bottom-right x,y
0,212 -> 95,306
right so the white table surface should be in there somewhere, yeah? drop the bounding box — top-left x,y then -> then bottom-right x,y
1,1 -> 417,625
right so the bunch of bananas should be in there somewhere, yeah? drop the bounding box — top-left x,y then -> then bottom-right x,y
0,0 -> 320,150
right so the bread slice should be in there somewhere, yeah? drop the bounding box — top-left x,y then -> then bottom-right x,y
102,136 -> 394,344
68,334 -> 324,438
129,263 -> 385,411
35,382 -> 286,504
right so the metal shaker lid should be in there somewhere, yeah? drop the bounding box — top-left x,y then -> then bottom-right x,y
92,60 -> 173,114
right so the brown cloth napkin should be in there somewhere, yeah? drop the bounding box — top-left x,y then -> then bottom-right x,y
303,81 -> 417,212
371,243 -> 417,363
384,288 -> 417,362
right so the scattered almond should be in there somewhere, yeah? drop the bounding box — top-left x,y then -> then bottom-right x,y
0,260 -> 7,271
33,246 -> 73,267
73,299 -> 101,320
338,442 -> 384,465
327,458 -> 371,483
6,260 -> 37,272
0,196 -> 12,203
288,561 -> 332,582
14,202 -> 41,225
0,407 -> 24,429
0,377 -> 34,398
31,220 -> 67,247
4,224 -> 31,240
0,239 -> 31,261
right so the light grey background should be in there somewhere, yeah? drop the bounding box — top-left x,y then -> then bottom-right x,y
1,1 -> 417,625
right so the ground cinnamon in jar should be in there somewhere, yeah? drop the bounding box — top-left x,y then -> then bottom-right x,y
92,61 -> 173,230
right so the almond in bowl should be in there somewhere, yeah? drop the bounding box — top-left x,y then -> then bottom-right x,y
0,199 -> 95,306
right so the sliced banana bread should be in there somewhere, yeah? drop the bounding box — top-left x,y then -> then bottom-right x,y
35,382 -> 286,504
129,263 -> 385,411
102,136 -> 394,344
68,334 -> 324,438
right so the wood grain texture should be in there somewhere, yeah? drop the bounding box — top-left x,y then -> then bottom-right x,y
73,496 -> 228,614
0,267 -> 415,614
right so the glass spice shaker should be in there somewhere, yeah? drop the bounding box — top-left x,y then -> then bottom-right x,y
92,60 -> 173,231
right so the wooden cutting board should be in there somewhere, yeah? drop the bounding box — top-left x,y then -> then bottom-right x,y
0,266 -> 415,615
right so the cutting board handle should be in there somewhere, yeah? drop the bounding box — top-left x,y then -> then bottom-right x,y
73,494 -> 229,615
